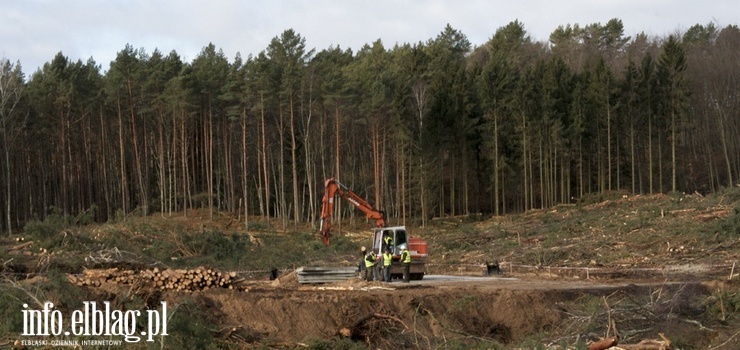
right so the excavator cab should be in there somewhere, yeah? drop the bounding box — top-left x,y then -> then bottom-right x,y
370,226 -> 426,280
375,228 -> 407,255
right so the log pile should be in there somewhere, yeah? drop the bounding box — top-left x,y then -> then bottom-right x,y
67,267 -> 244,292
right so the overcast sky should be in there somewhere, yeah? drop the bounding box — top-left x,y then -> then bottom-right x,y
2,0 -> 737,74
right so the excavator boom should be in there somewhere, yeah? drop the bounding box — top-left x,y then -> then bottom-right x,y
319,178 -> 385,245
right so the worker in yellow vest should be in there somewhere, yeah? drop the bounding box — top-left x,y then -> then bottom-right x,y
382,248 -> 393,282
383,234 -> 394,253
364,252 -> 377,282
400,245 -> 411,283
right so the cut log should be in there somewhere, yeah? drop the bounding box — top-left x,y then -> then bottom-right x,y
10,241 -> 34,251
617,341 -> 672,349
587,338 -> 618,350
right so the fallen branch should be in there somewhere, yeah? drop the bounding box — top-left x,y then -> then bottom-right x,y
446,327 -> 502,344
679,317 -> 714,331
266,342 -> 308,348
615,333 -> 672,350
730,261 -> 736,280
10,241 -> 34,251
616,340 -> 671,349
587,337 -> 618,350
709,329 -> 740,350
412,303 -> 432,349
339,313 -> 409,338
604,295 -> 619,339
2,276 -> 46,309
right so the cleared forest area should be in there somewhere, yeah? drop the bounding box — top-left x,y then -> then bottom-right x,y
1,189 -> 738,349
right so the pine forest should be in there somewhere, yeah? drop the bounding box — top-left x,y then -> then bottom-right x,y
0,19 -> 738,234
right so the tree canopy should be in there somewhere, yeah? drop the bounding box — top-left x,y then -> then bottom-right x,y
1,20 -> 739,232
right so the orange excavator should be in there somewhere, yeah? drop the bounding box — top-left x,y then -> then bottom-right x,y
319,178 -> 385,245
319,178 -> 428,280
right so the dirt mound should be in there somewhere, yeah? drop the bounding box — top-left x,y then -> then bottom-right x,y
202,285 -> 560,348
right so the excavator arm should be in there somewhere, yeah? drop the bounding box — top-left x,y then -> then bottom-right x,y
319,178 -> 385,245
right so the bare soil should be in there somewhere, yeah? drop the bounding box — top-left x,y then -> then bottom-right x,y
57,265 -> 736,349
2,192 -> 739,349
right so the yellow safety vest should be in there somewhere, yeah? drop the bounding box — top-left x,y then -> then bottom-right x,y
382,253 -> 392,266
364,254 -> 376,268
401,249 -> 411,263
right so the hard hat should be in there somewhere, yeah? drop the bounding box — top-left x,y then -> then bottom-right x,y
398,244 -> 408,251
361,246 -> 366,252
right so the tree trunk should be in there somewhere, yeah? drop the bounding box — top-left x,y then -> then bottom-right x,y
630,116 -> 636,193
334,103 -> 341,230
260,91 -> 269,223
157,109 -> 166,216
279,105 -> 287,229
717,109 -> 734,187
180,110 -> 189,216
127,79 -> 147,216
493,113 -> 500,216
648,114 -> 653,194
521,112 -> 528,211
207,106 -> 214,219
290,93 -> 299,225
2,123 -> 11,234
671,107 -> 677,192
372,122 -> 380,209
303,96 -> 314,226
607,90 -> 612,191
99,107 -> 111,219
117,97 -> 129,216
242,107 -> 249,230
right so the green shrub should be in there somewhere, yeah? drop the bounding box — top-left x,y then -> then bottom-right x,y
160,299 -> 214,349
199,231 -> 245,259
246,220 -> 268,231
23,207 -> 69,239
706,288 -> 740,321
328,233 -> 362,255
0,269 -> 98,337
716,186 -> 740,203
44,269 -> 92,310
435,338 -> 505,350
143,230 -> 253,270
0,285 -> 27,335
576,190 -> 631,206
453,295 -> 477,312
104,228 -> 146,253
305,338 -> 367,350
74,204 -> 98,226
23,205 -> 98,241
716,207 -> 740,237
